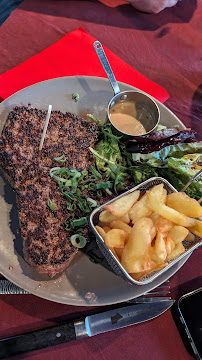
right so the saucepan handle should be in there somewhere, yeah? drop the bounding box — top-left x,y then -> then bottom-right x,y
93,41 -> 120,95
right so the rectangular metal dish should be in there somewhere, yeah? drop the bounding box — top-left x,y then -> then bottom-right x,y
89,177 -> 202,286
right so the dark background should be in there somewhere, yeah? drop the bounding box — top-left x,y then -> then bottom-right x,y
0,0 -> 23,26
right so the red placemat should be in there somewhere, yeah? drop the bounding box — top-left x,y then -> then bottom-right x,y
0,26 -> 169,102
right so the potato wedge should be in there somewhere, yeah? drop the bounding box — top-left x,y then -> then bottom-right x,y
167,225 -> 189,244
121,217 -> 153,273
165,237 -> 176,255
150,184 -> 167,202
129,262 -> 167,280
104,190 -> 140,217
151,231 -> 167,264
129,193 -> 152,224
97,221 -> 108,228
150,184 -> 165,198
162,188 -> 167,204
156,216 -> 173,233
105,229 -> 128,248
148,212 -> 160,225
167,192 -> 202,218
114,247 -> 123,261
147,191 -> 195,227
167,242 -> 185,261
129,270 -> 151,281
99,210 -> 130,224
109,247 -> 120,261
185,231 -> 195,242
102,226 -> 111,233
187,219 -> 202,238
95,225 -> 106,240
151,225 -> 157,241
110,220 -> 132,235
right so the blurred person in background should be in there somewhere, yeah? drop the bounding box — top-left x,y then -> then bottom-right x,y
126,0 -> 179,13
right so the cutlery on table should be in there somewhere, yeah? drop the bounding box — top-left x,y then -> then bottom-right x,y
0,279 -> 29,294
0,279 -> 171,298
0,298 -> 174,359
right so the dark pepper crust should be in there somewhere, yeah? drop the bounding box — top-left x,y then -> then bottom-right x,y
0,106 -> 99,276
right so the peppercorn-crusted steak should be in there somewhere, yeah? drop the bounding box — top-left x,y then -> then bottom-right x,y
0,105 -> 98,277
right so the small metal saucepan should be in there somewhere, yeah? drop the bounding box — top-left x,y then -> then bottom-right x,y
93,41 -> 160,140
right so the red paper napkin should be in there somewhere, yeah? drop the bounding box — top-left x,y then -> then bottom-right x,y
0,26 -> 169,102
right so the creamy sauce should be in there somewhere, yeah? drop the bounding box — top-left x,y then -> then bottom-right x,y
109,101 -> 153,136
110,113 -> 146,135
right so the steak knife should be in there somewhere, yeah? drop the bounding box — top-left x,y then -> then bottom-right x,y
0,300 -> 174,359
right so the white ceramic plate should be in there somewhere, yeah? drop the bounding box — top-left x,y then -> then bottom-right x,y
0,76 -> 189,306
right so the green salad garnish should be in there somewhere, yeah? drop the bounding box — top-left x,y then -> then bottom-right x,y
49,165 -> 113,242
72,93 -> 80,102
90,121 -> 202,201
47,198 -> 55,211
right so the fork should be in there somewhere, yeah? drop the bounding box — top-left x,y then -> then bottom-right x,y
0,279 -> 29,294
128,280 -> 171,303
0,279 -> 171,303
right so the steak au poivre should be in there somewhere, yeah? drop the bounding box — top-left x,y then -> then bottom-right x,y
0,105 -> 99,277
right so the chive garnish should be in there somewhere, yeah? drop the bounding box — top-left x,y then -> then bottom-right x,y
49,165 -> 113,233
97,190 -> 102,198
89,165 -> 102,179
86,197 -> 98,208
72,93 -> 80,102
70,234 -> 87,249
54,155 -> 67,163
95,181 -> 112,191
47,198 -> 55,211
71,217 -> 88,228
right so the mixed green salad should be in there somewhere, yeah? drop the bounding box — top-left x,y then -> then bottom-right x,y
90,121 -> 202,201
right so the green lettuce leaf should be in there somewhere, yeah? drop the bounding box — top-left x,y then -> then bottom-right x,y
89,124 -> 130,192
132,142 -> 202,167
129,163 -> 158,184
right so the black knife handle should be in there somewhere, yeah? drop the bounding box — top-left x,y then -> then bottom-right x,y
0,321 -> 76,359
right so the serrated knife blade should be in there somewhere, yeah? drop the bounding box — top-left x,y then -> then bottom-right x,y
0,300 -> 174,359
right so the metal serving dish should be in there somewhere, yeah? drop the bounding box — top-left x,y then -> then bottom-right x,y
89,177 -> 202,286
